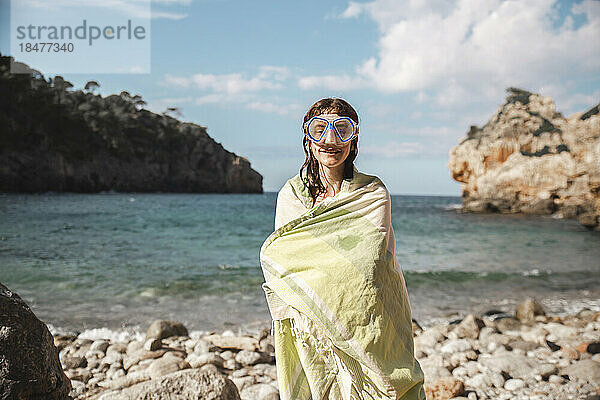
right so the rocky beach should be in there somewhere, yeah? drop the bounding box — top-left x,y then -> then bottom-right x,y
60,303 -> 600,400
2,281 -> 599,400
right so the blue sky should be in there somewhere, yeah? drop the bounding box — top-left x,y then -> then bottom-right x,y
1,0 -> 599,195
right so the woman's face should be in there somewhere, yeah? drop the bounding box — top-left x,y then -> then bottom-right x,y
308,113 -> 354,170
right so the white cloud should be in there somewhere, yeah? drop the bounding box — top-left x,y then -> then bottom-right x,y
537,83 -> 600,115
163,66 -> 290,94
145,96 -> 194,114
340,2 -> 364,19
195,93 -> 248,105
246,101 -> 303,116
298,74 -> 367,91
334,0 -> 600,106
160,67 -> 305,115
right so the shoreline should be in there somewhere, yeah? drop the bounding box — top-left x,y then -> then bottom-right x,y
55,298 -> 600,400
42,291 -> 600,339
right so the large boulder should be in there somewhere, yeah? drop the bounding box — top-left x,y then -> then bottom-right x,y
0,282 -> 72,399
448,88 -> 600,230
92,369 -> 240,400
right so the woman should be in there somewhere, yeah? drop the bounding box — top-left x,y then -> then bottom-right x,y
260,98 -> 425,400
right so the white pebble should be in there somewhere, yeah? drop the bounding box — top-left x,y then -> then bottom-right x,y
504,378 -> 525,391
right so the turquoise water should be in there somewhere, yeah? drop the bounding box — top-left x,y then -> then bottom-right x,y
1,192 -> 599,333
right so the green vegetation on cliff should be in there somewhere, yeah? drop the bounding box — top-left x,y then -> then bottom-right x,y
0,54 -> 263,193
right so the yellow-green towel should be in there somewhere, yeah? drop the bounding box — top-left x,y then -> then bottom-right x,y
260,166 -> 425,399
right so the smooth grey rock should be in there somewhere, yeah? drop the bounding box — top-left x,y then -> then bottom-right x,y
235,350 -> 263,366
239,383 -> 278,400
186,352 -> 225,369
420,354 -> 452,381
509,340 -> 539,352
146,320 -> 188,340
452,314 -> 485,339
93,369 -> 240,400
144,338 -> 162,351
146,353 -> 191,378
414,326 -> 446,354
232,376 -> 255,392
479,353 -> 540,379
0,282 -> 72,400
441,339 -> 472,354
559,359 -> 600,384
203,334 -> 260,351
194,339 -> 218,354
532,363 -> 558,378
495,317 -> 521,333
465,372 -> 491,388
516,298 -> 545,323
61,355 -> 87,369
504,378 -> 526,391
90,340 -> 110,353
548,374 -> 564,384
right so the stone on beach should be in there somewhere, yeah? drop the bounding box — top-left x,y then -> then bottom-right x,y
203,334 -> 260,351
478,353 -> 541,380
0,282 -> 72,400
146,353 -> 191,378
93,369 -> 240,400
38,300 -> 600,400
235,350 -> 269,366
146,320 -> 189,340
441,339 -> 472,354
144,338 -> 162,351
516,298 -> 546,323
495,317 -> 521,333
90,340 -> 110,354
424,377 -> 465,400
504,378 -> 526,391
185,352 -> 225,368
450,314 -> 485,340
239,383 -> 279,400
560,359 -> 600,384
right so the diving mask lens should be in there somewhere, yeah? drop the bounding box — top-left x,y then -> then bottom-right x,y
305,116 -> 357,143
333,119 -> 354,141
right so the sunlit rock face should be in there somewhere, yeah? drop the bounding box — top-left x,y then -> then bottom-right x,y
448,88 -> 600,229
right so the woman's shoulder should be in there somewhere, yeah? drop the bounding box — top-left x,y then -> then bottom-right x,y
281,173 -> 311,200
351,167 -> 389,195
276,174 -> 313,209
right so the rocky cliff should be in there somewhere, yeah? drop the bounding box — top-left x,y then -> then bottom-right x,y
0,54 -> 263,193
448,88 -> 599,230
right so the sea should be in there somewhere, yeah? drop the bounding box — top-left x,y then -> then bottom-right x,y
1,192 -> 599,340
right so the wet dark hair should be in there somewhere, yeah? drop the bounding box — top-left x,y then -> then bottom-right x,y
300,98 -> 359,207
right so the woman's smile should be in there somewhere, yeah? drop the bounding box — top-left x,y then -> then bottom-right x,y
319,147 -> 342,155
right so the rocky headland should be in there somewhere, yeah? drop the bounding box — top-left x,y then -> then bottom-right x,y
0,54 -> 262,193
2,282 -> 599,400
448,88 -> 600,230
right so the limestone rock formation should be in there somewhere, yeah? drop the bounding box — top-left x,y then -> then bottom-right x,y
0,54 -> 263,193
448,88 -> 600,229
0,282 -> 73,399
